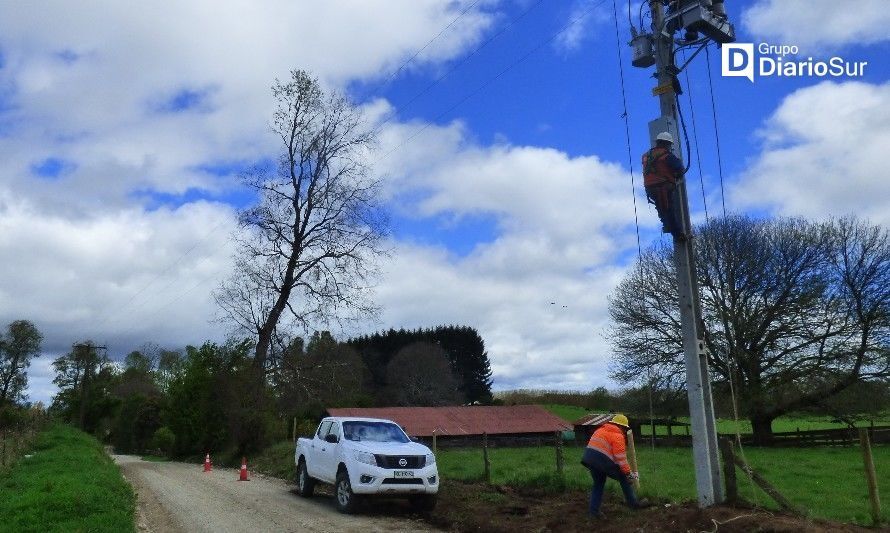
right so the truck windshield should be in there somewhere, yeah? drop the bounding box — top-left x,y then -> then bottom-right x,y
342,421 -> 410,443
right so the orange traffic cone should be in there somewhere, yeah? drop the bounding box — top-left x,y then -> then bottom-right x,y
239,457 -> 249,481
204,453 -> 212,472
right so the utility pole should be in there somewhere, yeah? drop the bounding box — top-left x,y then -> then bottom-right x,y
632,0 -> 735,507
73,342 -> 107,430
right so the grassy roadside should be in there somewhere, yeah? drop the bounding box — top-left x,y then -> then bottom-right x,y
0,424 -> 135,533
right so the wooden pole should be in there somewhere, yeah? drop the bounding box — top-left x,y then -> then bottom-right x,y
718,438 -> 738,504
555,431 -> 564,477
730,454 -> 796,512
292,417 -> 297,444
482,432 -> 491,484
626,429 -> 640,490
859,428 -> 882,525
432,430 -> 437,454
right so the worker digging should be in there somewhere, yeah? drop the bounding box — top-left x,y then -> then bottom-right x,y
581,414 -> 650,518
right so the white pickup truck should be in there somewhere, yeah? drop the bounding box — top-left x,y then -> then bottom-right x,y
294,416 -> 439,513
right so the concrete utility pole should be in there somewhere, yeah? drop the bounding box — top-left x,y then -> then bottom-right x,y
640,0 -> 732,506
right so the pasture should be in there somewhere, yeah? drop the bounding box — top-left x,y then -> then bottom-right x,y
437,444 -> 888,525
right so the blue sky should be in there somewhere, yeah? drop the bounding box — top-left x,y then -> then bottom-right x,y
0,0 -> 888,404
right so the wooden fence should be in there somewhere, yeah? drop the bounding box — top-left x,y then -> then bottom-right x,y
632,426 -> 890,448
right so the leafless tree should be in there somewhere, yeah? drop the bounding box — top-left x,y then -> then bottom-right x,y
387,342 -> 464,406
609,215 -> 890,443
215,70 -> 388,371
271,331 -> 366,410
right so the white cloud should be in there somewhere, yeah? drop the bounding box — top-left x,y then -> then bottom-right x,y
554,0 -> 612,53
370,116 -> 651,391
0,192 -> 238,352
0,1 -> 500,402
731,81 -> 890,225
743,0 -> 890,50
0,1 -> 497,210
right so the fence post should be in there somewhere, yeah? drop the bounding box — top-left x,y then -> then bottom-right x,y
432,430 -> 437,454
482,432 -> 491,484
626,429 -> 640,490
718,438 -> 738,504
555,431 -> 564,477
1,430 -> 5,468
292,417 -> 297,444
859,428 -> 882,525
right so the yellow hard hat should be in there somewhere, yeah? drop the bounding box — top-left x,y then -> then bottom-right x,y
610,414 -> 630,428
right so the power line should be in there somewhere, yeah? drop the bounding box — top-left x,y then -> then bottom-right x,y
371,0 -> 546,136
377,0 -> 609,166
611,0 -> 643,268
379,0 -> 483,88
89,216 -> 232,336
681,48 -> 710,222
87,5 -> 501,347
705,45 -> 728,218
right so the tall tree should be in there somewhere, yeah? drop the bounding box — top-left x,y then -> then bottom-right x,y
349,325 -> 494,404
0,320 -> 42,404
51,341 -> 116,432
609,216 -> 890,443
386,342 -> 463,406
215,69 -> 387,371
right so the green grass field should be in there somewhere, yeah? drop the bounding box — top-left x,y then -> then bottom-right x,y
0,424 -> 135,533
437,444 -> 889,525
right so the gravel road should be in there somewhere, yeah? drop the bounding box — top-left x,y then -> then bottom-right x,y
113,455 -> 438,533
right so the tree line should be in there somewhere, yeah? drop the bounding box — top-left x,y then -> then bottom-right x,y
43,326 -> 493,456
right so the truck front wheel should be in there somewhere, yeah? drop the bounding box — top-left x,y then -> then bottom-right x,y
335,469 -> 360,514
296,459 -> 315,497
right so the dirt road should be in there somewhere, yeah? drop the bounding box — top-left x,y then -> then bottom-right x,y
113,455 -> 438,533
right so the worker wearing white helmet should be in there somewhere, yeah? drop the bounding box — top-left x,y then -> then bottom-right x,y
642,132 -> 685,238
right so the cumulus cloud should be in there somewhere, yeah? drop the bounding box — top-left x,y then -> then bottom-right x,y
731,81 -> 890,224
5,0 -> 664,400
0,1 -> 499,402
553,0 -> 612,53
0,192 -> 238,350
369,115 -> 650,391
743,0 -> 890,50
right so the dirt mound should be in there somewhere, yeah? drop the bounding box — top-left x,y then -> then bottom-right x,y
430,480 -> 879,532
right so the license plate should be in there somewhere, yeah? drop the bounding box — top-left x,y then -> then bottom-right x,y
394,470 -> 414,478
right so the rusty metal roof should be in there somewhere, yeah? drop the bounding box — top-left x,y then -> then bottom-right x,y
572,413 -> 691,427
572,413 -> 614,427
326,405 -> 572,437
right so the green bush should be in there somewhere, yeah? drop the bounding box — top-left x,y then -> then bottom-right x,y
151,427 -> 175,458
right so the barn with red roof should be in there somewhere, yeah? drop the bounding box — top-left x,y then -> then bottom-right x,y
326,405 -> 572,447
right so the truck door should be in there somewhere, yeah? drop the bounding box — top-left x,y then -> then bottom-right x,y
306,420 -> 331,479
317,421 -> 341,483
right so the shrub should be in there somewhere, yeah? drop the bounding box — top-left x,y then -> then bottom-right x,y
151,427 -> 176,457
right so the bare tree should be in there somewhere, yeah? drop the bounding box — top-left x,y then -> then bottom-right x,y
387,342 -> 464,406
215,70 -> 387,371
0,320 -> 42,404
271,331 -> 367,413
609,215 -> 890,443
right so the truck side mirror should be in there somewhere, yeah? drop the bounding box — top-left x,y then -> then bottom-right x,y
325,433 -> 339,444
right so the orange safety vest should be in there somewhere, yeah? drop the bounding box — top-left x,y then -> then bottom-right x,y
642,147 -> 677,187
586,423 -> 631,474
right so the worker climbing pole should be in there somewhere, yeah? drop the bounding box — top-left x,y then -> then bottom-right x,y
628,0 -> 737,507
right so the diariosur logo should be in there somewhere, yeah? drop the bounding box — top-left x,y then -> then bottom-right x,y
722,43 -> 868,82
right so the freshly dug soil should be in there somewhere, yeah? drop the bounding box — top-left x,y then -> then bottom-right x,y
428,480 -> 883,532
